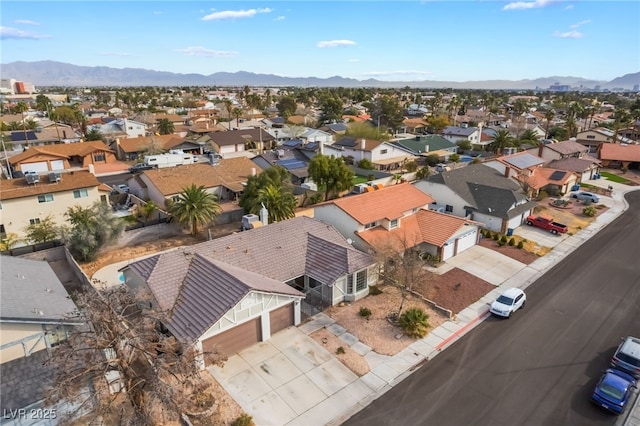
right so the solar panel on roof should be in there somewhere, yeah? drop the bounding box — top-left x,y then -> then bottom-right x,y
11,131 -> 37,141
549,170 -> 567,181
283,140 -> 300,147
277,159 -> 307,170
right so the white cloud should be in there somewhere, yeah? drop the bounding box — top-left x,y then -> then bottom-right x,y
0,26 -> 50,40
565,4 -> 574,9
14,20 -> 40,25
316,39 -> 356,48
152,11 -> 163,15
569,19 -> 591,29
553,30 -> 583,38
348,58 -> 360,62
176,46 -> 238,57
503,0 -> 551,10
202,8 -> 272,21
274,16 -> 285,21
363,70 -> 433,77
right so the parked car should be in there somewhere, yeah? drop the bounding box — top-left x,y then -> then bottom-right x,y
112,184 -> 129,193
611,336 -> 640,379
571,191 -> 600,203
128,163 -> 155,173
591,368 -> 637,414
525,215 -> 568,235
489,288 -> 526,318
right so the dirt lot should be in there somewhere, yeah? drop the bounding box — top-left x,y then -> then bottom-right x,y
534,198 -> 608,235
478,237 -> 540,265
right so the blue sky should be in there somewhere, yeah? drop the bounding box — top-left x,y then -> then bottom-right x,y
1,1 -> 638,82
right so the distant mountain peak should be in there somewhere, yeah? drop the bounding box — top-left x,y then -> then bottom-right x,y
1,61 -> 638,90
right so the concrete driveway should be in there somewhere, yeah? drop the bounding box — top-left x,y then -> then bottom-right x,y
208,326 -> 375,426
443,245 -> 527,286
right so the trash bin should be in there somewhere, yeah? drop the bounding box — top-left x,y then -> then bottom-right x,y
571,184 -> 580,191
507,228 -> 514,236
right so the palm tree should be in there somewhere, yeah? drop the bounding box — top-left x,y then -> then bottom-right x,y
489,129 -> 514,154
519,129 -> 540,146
85,128 -> 103,141
168,184 -> 221,236
157,118 -> 175,135
222,99 -> 233,130
257,184 -> 297,223
232,107 -> 243,128
544,109 -> 556,139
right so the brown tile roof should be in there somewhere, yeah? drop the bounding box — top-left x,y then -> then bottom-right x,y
546,140 -> 589,155
0,170 -> 102,201
9,141 -> 113,165
548,157 -> 600,172
208,128 -> 274,146
117,135 -> 184,153
321,183 -> 434,224
142,157 -> 261,196
358,209 -> 476,250
599,143 -> 640,162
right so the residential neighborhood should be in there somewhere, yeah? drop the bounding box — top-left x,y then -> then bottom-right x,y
1,79 -> 640,425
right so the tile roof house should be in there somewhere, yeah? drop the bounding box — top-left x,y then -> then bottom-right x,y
414,164 -> 538,234
441,126 -> 483,148
0,170 -> 109,241
323,137 -> 417,172
251,144 -> 311,185
484,151 -> 545,180
207,128 -> 275,155
392,135 -> 458,161
575,127 -> 635,154
130,157 -> 261,207
312,183 -> 478,260
113,134 -> 201,161
8,141 -> 119,175
598,143 -> 640,169
535,140 -> 600,182
0,256 -> 82,415
87,118 -> 146,140
121,216 -> 375,361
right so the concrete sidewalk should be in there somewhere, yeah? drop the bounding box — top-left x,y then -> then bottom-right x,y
211,177 -> 638,426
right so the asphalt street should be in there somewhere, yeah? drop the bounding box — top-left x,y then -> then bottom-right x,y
345,191 -> 640,426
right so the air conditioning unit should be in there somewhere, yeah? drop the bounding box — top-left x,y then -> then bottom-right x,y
25,171 -> 40,184
48,171 -> 62,183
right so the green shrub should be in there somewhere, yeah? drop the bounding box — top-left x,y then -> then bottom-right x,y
369,285 -> 383,295
232,413 -> 254,426
359,307 -> 372,318
517,241 -> 524,249
336,346 -> 346,355
537,190 -> 548,201
492,232 -> 499,241
399,308 -> 430,339
583,206 -> 596,217
508,237 -> 515,246
497,240 -> 505,247
500,235 -> 508,244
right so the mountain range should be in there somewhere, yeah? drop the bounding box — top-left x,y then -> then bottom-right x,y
2,61 -> 639,90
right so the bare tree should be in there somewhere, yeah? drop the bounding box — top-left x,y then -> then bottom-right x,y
372,232 -> 432,319
46,286 -> 224,425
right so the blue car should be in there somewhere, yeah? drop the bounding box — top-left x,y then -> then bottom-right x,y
591,368 -> 637,414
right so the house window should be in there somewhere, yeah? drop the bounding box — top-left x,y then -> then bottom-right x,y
586,135 -> 596,140
445,205 -> 453,213
94,153 -> 106,161
380,149 -> 388,154
0,224 -> 5,237
37,194 -> 54,203
389,219 -> 398,229
465,209 -> 473,217
0,201 -> 2,210
45,326 -> 68,348
100,194 -> 107,204
364,222 -> 377,229
347,269 -> 368,294
73,189 -> 89,198
172,195 -> 180,202
29,218 -> 41,225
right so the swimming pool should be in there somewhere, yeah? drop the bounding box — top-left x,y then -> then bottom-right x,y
459,155 -> 474,163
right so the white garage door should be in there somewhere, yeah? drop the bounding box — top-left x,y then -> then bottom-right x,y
456,230 -> 478,254
50,160 -> 64,170
442,241 -> 455,261
22,162 -> 48,174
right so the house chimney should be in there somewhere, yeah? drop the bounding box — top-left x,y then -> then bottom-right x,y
319,141 -> 324,155
259,203 -> 269,226
538,141 -> 544,157
88,164 -> 95,175
251,167 -> 256,176
361,138 -> 366,150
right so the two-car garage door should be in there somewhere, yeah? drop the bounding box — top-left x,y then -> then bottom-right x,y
201,303 -> 294,365
442,229 -> 478,261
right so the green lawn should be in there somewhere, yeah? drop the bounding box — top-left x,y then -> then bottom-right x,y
353,175 -> 369,185
599,171 -> 631,184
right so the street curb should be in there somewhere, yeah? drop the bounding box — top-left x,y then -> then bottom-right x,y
435,309 -> 491,352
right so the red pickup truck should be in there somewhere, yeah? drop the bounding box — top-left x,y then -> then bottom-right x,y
525,215 -> 568,234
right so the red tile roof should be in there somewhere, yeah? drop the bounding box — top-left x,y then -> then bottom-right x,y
599,143 -> 640,162
324,183 -> 434,224
358,208 -> 476,250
